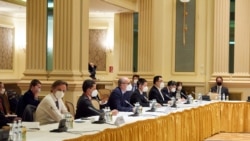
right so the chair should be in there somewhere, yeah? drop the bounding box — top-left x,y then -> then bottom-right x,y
22,104 -> 36,121
91,99 -> 100,110
65,101 -> 75,116
97,89 -> 111,101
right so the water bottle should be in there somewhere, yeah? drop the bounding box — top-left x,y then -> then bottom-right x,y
17,120 -> 22,141
105,107 -> 111,122
218,94 -> 221,101
222,93 -> 225,101
8,123 -> 13,141
12,120 -> 17,141
188,95 -> 193,104
64,113 -> 73,129
198,93 -> 202,104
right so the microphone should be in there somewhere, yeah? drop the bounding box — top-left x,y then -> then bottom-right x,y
87,106 -> 106,124
170,97 -> 177,108
180,92 -> 188,99
50,119 -> 67,132
125,100 -> 134,108
125,100 -> 140,117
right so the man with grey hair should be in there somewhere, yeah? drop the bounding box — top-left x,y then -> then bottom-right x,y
107,77 -> 134,112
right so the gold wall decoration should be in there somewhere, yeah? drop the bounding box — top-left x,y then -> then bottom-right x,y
89,29 -> 107,71
0,26 -> 14,70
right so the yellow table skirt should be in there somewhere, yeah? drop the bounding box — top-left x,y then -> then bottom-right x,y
64,102 -> 249,141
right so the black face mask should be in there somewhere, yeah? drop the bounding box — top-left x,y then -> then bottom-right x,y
217,82 -> 222,86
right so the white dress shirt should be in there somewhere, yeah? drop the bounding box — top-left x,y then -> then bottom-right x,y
35,93 -> 68,125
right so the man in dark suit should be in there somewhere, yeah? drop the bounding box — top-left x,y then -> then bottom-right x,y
131,75 -> 140,92
148,76 -> 170,105
17,79 -> 41,117
210,76 -> 229,99
161,80 -> 176,99
130,78 -> 149,107
75,79 -> 118,119
108,77 -> 135,112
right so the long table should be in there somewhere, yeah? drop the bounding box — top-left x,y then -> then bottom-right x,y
26,101 -> 250,141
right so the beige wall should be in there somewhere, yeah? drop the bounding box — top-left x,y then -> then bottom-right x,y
0,14 -> 26,81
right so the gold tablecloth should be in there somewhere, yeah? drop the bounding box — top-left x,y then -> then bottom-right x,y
64,102 -> 249,141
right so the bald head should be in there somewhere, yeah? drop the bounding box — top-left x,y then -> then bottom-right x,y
118,77 -> 130,91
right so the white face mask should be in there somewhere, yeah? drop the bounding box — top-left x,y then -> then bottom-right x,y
142,86 -> 148,92
126,84 -> 132,91
91,90 -> 98,97
55,91 -> 64,99
1,88 -> 5,94
171,88 -> 176,92
160,82 -> 165,89
133,79 -> 138,84
177,86 -> 182,91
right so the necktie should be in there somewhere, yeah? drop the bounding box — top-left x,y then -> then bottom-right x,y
55,101 -> 59,109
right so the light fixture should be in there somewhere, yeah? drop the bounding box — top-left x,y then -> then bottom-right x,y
180,0 -> 190,46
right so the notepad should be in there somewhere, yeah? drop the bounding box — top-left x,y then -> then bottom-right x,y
22,122 -> 40,130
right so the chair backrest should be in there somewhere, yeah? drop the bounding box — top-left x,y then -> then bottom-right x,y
91,99 -> 100,110
22,104 -> 37,121
98,89 -> 111,101
65,101 -> 75,116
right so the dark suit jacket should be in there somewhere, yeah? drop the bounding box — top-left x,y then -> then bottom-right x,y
75,94 -> 102,119
161,87 -> 176,99
107,87 -> 133,112
148,86 -> 169,105
130,89 -> 149,107
19,90 -> 40,117
210,85 -> 229,97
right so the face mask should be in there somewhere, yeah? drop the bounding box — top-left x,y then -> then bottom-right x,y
91,90 -> 98,97
1,88 -> 5,94
160,82 -> 165,89
177,86 -> 182,91
55,91 -> 64,99
133,80 -> 138,84
171,88 -> 176,92
217,82 -> 222,86
142,86 -> 148,92
126,84 -> 132,91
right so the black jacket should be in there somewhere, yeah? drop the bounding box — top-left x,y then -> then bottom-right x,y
130,89 -> 149,107
75,94 -> 102,119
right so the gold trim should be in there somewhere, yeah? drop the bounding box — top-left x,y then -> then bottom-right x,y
2,0 -> 26,6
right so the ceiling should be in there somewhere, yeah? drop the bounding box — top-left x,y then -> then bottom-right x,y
0,0 -> 133,18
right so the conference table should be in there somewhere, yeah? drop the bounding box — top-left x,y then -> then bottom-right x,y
26,101 -> 250,141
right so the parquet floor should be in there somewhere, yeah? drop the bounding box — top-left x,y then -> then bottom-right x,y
205,133 -> 250,141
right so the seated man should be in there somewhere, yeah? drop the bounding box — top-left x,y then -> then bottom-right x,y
131,75 -> 140,92
17,79 -> 41,117
36,80 -> 68,125
210,76 -> 229,99
130,78 -> 149,107
148,76 -> 170,105
108,77 -> 135,112
161,80 -> 177,99
75,79 -> 118,119
0,82 -> 10,115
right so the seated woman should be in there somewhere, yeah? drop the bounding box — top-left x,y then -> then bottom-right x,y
75,79 -> 118,119
176,81 -> 188,100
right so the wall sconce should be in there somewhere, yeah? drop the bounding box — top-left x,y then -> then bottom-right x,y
180,0 -> 190,46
